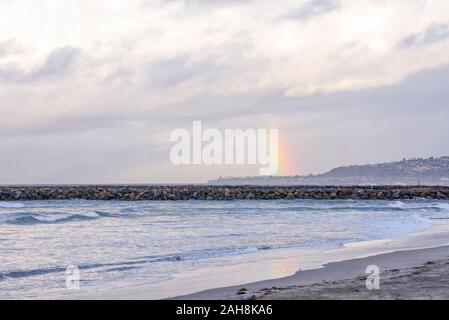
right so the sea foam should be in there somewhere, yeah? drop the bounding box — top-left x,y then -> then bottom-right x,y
0,202 -> 25,208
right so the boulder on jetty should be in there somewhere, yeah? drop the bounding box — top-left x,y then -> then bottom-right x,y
0,185 -> 448,201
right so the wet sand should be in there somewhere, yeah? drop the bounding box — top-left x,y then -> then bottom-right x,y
175,220 -> 449,300
178,245 -> 449,300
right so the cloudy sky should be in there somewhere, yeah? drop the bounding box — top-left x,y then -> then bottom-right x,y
1,0 -> 449,184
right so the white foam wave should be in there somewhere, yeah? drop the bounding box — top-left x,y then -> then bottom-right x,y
1,211 -> 103,224
436,203 -> 449,210
34,214 -> 71,222
32,211 -> 100,222
80,211 -> 100,218
0,202 -> 25,208
387,201 -> 405,209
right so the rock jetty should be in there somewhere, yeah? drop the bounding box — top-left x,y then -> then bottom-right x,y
0,185 -> 448,201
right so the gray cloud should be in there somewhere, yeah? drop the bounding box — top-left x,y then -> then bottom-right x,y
1,63 -> 448,183
285,0 -> 340,20
398,22 -> 449,48
31,47 -> 80,80
1,1 -> 449,183
151,63 -> 449,127
0,46 -> 79,84
265,63 -> 449,116
146,55 -> 217,88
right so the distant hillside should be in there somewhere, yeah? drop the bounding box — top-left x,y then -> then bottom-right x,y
209,157 -> 449,186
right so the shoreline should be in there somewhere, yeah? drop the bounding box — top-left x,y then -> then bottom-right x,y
177,246 -> 449,300
79,219 -> 449,300
254,253 -> 449,300
1,185 -> 448,201
175,220 -> 449,300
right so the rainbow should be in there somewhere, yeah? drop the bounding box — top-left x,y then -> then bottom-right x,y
276,133 -> 298,176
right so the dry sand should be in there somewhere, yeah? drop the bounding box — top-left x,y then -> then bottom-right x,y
256,258 -> 449,300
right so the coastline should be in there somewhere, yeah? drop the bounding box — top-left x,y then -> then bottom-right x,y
178,246 -> 449,300
254,253 -> 449,300
79,219 -> 449,300
176,220 -> 449,300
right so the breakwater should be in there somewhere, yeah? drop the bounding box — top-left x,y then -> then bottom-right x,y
0,185 -> 448,201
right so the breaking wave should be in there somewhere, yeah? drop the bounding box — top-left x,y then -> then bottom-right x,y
1,211 -> 108,225
0,202 -> 25,208
387,201 -> 406,210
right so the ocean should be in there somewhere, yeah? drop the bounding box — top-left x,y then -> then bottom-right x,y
1,199 -> 449,299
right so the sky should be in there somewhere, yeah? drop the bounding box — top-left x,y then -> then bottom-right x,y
1,0 -> 449,184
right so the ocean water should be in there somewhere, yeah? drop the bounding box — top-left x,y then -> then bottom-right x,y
0,199 -> 449,299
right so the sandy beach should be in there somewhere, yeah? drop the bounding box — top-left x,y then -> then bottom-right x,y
256,255 -> 449,300
175,219 -> 449,300
76,219 -> 449,300
180,245 -> 449,300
